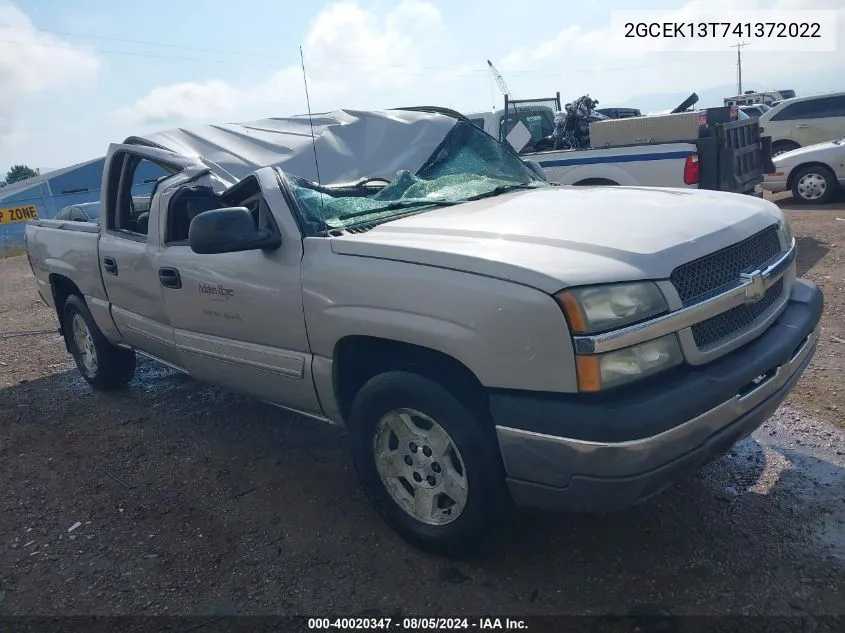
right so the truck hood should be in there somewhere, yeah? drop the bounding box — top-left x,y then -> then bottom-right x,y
329,186 -> 785,293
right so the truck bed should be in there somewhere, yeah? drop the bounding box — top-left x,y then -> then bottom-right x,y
24,220 -> 105,311
524,142 -> 698,188
490,97 -> 769,194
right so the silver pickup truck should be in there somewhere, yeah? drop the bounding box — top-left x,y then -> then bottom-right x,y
25,108 -> 823,555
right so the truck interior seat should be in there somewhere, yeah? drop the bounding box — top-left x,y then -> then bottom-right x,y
167,186 -> 222,243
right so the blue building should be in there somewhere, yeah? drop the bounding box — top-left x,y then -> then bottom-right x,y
1,157 -> 166,252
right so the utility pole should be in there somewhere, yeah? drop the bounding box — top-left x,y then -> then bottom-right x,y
730,42 -> 749,94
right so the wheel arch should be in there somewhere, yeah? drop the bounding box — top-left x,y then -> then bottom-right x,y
772,139 -> 801,154
787,161 -> 837,191
49,273 -> 84,346
332,335 -> 488,425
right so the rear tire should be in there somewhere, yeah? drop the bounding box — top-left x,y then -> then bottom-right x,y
772,141 -> 800,157
791,164 -> 837,205
63,295 -> 136,389
348,371 -> 509,557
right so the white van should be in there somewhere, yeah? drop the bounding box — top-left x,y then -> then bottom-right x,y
724,90 -> 796,107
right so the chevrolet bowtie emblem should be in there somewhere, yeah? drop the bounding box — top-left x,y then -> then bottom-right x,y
740,271 -> 766,304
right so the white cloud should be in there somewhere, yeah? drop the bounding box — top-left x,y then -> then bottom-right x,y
114,66 -> 345,126
118,80 -> 242,124
0,1 -> 99,142
118,0 -> 445,126
305,0 -> 441,88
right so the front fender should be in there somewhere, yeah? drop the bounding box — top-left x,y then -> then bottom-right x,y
302,244 -> 579,394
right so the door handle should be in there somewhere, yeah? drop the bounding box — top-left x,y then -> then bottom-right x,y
795,124 -> 809,129
158,267 -> 182,289
103,256 -> 118,276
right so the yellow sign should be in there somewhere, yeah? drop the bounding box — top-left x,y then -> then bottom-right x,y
0,204 -> 39,225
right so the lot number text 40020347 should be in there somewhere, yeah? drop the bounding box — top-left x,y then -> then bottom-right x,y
307,617 -> 528,630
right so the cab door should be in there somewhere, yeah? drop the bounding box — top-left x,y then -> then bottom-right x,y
155,168 -> 322,416
98,143 -> 207,368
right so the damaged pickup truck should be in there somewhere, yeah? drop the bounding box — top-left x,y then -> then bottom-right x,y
25,108 -> 822,554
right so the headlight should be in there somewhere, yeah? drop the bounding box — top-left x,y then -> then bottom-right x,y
575,335 -> 683,391
556,282 -> 667,334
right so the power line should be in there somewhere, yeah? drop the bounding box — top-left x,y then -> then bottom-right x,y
310,59 -> 688,75
0,37 -> 285,68
0,21 -> 275,59
0,35 -> 478,74
0,21 -> 472,71
0,22 -> 691,76
0,21 -> 482,71
0,34 -> 688,78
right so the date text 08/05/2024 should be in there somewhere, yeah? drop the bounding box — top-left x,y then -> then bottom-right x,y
307,618 -> 528,630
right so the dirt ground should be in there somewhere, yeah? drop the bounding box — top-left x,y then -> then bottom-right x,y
0,195 -> 844,619
768,194 -> 845,428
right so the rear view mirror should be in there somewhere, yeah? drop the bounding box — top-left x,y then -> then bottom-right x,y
188,207 -> 281,255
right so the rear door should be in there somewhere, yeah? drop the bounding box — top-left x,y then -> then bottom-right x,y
98,143 -> 206,368
771,96 -> 845,147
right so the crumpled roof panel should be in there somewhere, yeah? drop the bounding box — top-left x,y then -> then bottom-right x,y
127,109 -> 458,184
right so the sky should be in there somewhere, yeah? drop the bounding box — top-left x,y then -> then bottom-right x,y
1,0 -> 843,175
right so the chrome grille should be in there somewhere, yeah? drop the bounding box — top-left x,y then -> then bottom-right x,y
691,279 -> 784,349
670,226 -> 782,306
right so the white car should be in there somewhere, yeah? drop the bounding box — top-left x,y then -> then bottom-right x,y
758,91 -> 845,157
55,201 -> 101,223
762,137 -> 845,204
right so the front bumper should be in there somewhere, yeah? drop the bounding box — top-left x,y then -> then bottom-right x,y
761,177 -> 788,193
493,278 -> 823,513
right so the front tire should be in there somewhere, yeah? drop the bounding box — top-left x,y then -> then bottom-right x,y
791,164 -> 837,204
348,371 -> 508,556
63,295 -> 136,389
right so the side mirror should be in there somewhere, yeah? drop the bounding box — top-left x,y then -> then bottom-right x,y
188,207 -> 281,255
523,159 -> 547,181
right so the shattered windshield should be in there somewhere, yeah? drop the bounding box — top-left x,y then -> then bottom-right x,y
282,120 -> 547,235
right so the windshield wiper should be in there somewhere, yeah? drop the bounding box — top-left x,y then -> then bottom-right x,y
463,183 -> 543,201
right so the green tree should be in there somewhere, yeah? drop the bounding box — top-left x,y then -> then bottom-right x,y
5,164 -> 38,184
